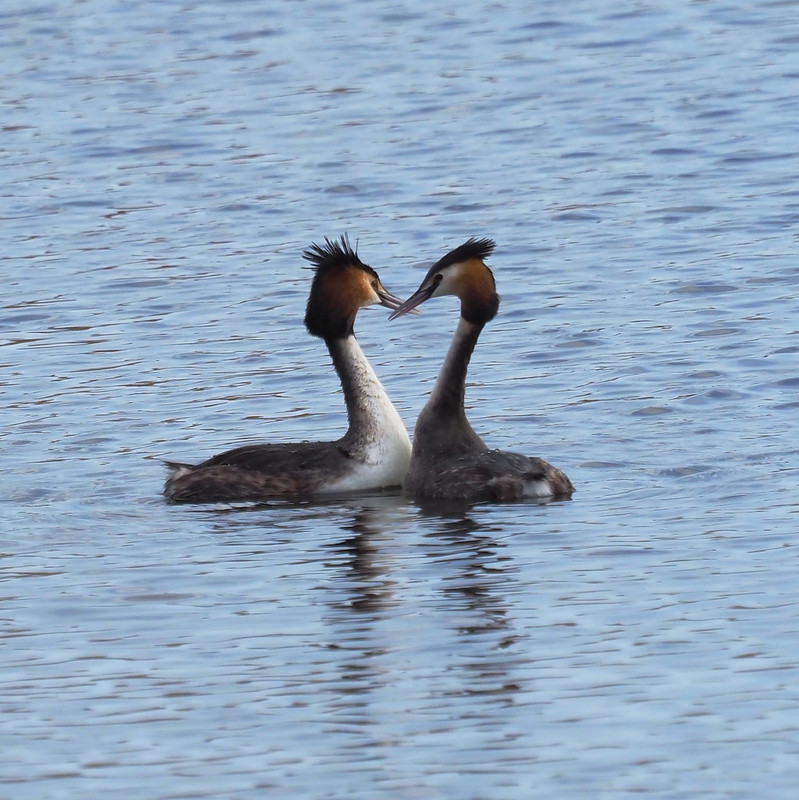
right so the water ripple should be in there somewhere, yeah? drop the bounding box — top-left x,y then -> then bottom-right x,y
3,0 -> 799,797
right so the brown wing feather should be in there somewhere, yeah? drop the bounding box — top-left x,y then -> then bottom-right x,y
163,440 -> 354,503
405,450 -> 573,503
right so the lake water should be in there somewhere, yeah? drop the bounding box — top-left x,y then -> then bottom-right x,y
3,0 -> 799,797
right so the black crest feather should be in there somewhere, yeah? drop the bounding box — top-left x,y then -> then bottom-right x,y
302,234 -> 363,272
433,237 -> 495,271
303,234 -> 375,340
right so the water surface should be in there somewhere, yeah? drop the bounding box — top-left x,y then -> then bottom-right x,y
3,1 -> 799,798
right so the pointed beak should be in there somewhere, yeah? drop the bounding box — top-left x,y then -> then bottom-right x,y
388,280 -> 437,320
376,286 -> 405,311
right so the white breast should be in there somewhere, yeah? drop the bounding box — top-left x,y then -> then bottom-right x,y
323,337 -> 411,493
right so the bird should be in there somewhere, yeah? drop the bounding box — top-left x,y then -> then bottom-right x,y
164,236 -> 411,503
389,237 -> 573,503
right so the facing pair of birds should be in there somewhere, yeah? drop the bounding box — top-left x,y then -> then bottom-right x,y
163,236 -> 574,504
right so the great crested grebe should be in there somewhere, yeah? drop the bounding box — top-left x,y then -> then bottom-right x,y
390,238 -> 573,503
164,236 -> 411,503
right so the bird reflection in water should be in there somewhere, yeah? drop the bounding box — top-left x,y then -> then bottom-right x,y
323,499 -> 524,705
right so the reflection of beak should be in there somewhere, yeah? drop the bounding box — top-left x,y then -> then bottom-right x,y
376,286 -> 405,311
388,281 -> 436,320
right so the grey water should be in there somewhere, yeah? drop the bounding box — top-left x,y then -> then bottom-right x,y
3,0 -> 799,797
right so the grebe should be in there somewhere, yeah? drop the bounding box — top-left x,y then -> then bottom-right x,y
164,236 -> 411,503
390,238 -> 573,503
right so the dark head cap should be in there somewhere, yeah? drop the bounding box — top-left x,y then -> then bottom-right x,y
390,237 -> 499,325
303,235 -> 401,339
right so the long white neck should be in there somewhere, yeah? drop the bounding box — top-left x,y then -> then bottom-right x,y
325,335 -> 411,489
